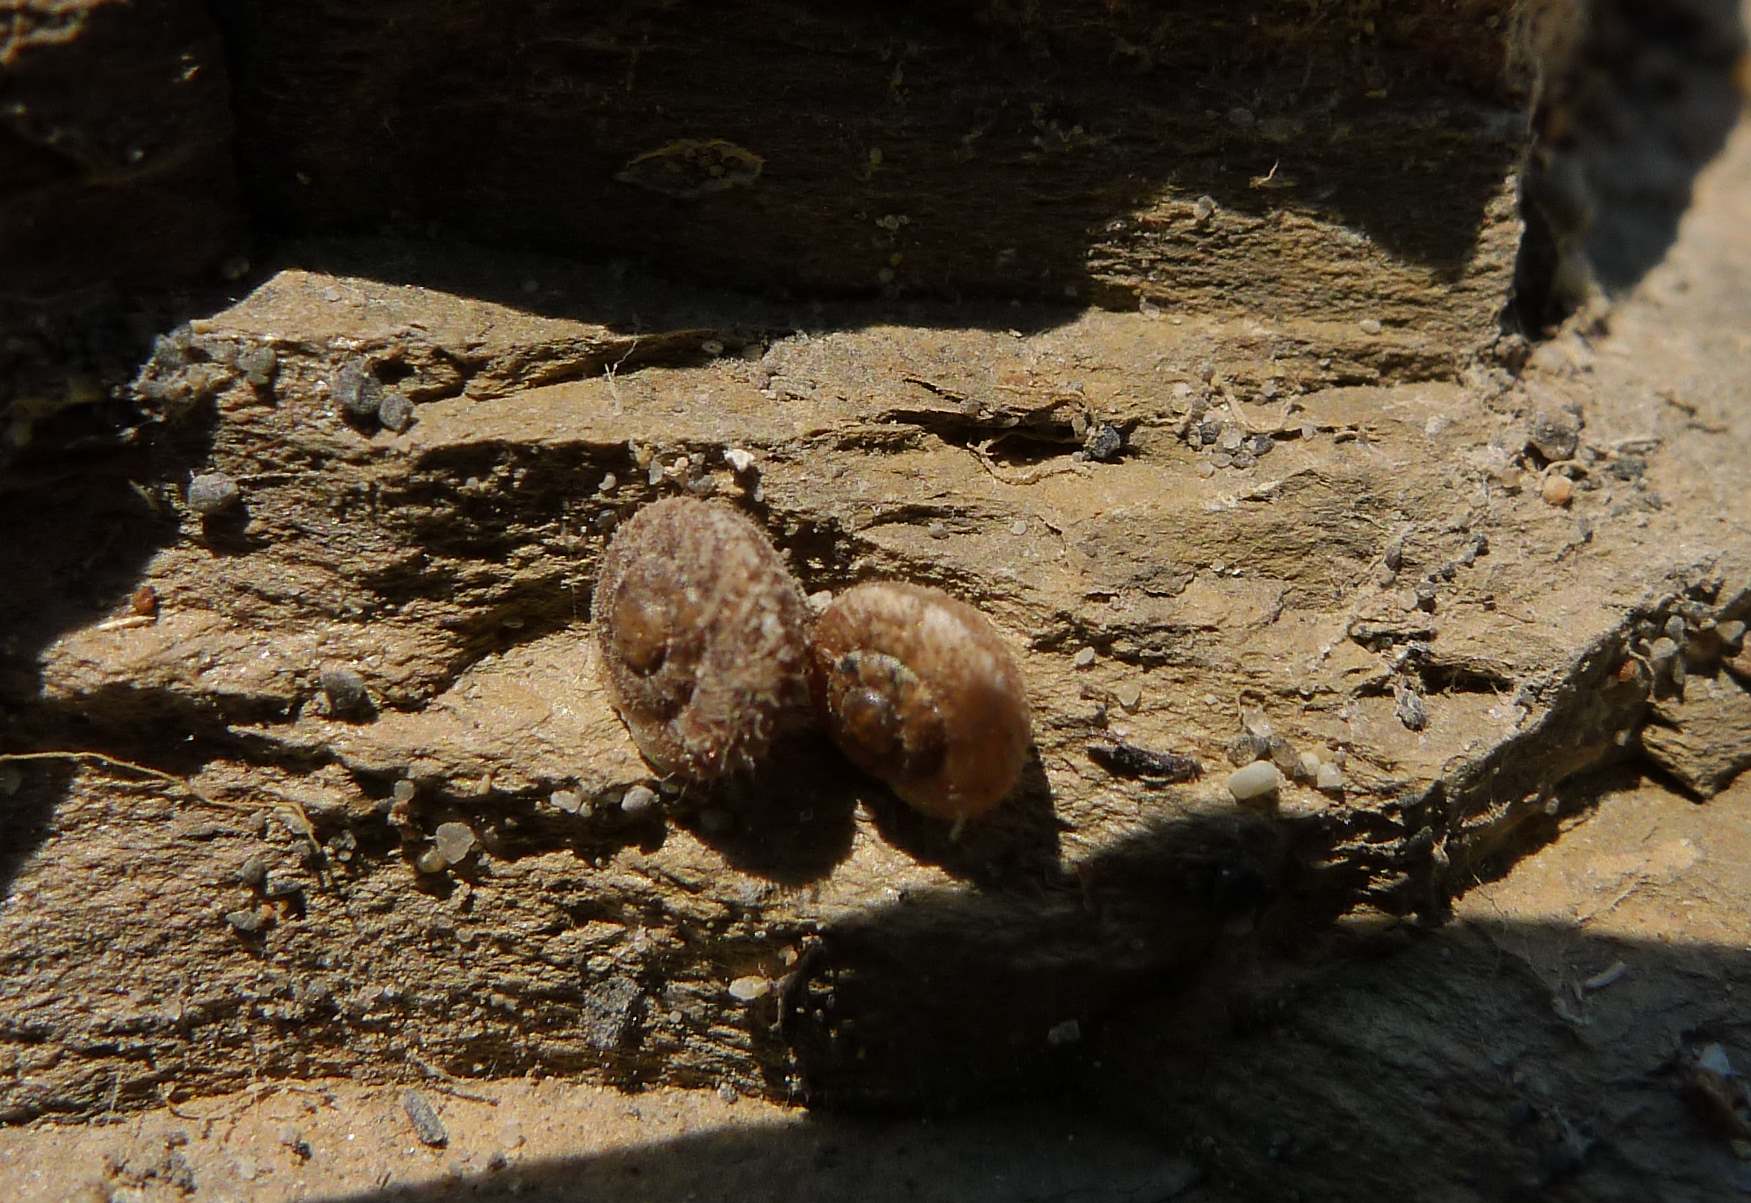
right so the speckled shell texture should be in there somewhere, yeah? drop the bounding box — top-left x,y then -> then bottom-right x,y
810,581 -> 1032,821
593,497 -> 811,780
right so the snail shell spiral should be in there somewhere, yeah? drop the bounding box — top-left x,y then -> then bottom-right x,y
593,497 -> 811,781
809,581 -> 1032,822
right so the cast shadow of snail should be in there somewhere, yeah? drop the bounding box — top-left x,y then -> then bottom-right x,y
679,742 -> 1062,891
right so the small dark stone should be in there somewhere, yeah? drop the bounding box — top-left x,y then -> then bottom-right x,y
319,667 -> 370,716
224,907 -> 269,934
1528,408 -> 1581,462
581,974 -> 648,1052
237,344 -> 277,388
1607,456 -> 1645,481
1225,734 -> 1264,767
403,1090 -> 448,1147
1247,434 -> 1276,457
1395,686 -> 1428,731
1087,740 -> 1203,783
1083,423 -> 1124,461
378,392 -> 414,432
332,362 -> 383,421
238,855 -> 268,890
187,472 -> 240,516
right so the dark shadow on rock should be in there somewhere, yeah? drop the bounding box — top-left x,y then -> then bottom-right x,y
672,737 -> 861,887
782,807 -> 1291,1110
209,0 -> 1533,337
315,1095 -> 1200,1203
304,913 -> 1751,1202
1514,0 -> 1746,329
0,314 -> 222,895
859,748 -> 1063,889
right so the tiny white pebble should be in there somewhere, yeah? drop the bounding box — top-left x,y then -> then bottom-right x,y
392,780 -> 416,804
727,976 -> 770,1002
701,339 -> 725,356
1010,519 -> 1029,536
724,448 -> 755,473
1316,762 -> 1345,793
1358,318 -> 1383,335
1227,761 -> 1283,804
1072,647 -> 1097,669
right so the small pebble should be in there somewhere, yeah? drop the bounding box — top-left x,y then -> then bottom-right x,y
224,907 -> 269,934
1528,408 -> 1581,461
727,976 -> 770,1002
1298,751 -> 1323,780
433,822 -> 477,865
1114,682 -> 1143,712
1358,318 -> 1383,335
1716,619 -> 1746,649
1072,647 -> 1097,669
1396,687 -> 1428,731
187,472 -> 240,516
1315,762 -> 1345,793
1084,424 -> 1124,461
621,784 -> 660,817
392,779 -> 417,804
1647,636 -> 1680,663
1010,519 -> 1029,536
717,1083 -> 738,1104
1227,761 -> 1282,804
332,362 -> 383,421
1046,1019 -> 1082,1046
403,1090 -> 448,1148
236,344 -> 277,387
238,854 -> 268,889
415,849 -> 448,874
378,392 -> 414,432
319,667 -> 369,716
1541,474 -> 1573,507
549,789 -> 582,814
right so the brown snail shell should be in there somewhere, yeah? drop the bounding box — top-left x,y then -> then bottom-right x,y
593,497 -> 811,781
809,581 -> 1032,822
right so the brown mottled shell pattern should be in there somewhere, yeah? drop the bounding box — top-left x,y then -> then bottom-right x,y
593,497 -> 811,781
809,582 -> 1032,821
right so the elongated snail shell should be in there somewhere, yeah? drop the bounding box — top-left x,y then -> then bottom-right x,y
809,581 -> 1032,822
593,497 -> 811,780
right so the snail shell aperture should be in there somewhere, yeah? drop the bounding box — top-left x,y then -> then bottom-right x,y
809,581 -> 1032,822
594,497 -> 811,781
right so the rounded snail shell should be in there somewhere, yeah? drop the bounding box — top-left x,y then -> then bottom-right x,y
809,581 -> 1032,822
594,497 -> 811,781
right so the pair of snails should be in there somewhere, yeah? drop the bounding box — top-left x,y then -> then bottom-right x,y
593,497 -> 1033,824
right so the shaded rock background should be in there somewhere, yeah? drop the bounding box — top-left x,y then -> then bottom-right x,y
2,1 -> 1749,1199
